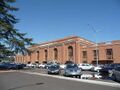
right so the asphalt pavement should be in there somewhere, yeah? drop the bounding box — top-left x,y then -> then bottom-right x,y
0,71 -> 120,90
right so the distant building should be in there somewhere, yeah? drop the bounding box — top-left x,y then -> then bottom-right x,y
15,36 -> 120,64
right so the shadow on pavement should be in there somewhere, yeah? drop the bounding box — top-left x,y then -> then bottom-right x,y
8,82 -> 44,90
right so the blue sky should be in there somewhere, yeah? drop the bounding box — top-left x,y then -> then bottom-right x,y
14,0 -> 120,43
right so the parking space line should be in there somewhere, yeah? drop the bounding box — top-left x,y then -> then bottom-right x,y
19,71 -> 120,88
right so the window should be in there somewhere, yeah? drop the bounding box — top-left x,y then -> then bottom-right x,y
68,46 -> 73,60
28,52 -> 31,61
106,49 -> 113,59
23,56 -> 24,63
54,48 -> 58,60
45,50 -> 48,61
93,50 -> 99,60
82,51 -> 87,63
37,51 -> 39,60
83,51 -> 87,59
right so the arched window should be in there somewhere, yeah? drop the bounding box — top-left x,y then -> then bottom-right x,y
45,50 -> 48,61
54,48 -> 58,60
68,46 -> 73,60
36,51 -> 39,60
28,52 -> 31,61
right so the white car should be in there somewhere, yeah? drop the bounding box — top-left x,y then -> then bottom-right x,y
39,63 -> 46,68
81,74 -> 93,79
78,63 -> 93,71
60,64 -> 66,69
26,63 -> 36,68
94,73 -> 102,79
92,65 -> 102,72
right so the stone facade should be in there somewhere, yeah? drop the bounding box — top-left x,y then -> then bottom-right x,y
15,36 -> 120,64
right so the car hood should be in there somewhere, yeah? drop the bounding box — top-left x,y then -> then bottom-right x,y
48,68 -> 59,71
66,68 -> 80,71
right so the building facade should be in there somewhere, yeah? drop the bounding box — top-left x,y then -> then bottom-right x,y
15,36 -> 120,64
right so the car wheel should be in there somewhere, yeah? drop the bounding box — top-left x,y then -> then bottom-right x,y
48,72 -> 50,74
112,74 -> 116,81
64,73 -> 67,76
76,75 -> 80,78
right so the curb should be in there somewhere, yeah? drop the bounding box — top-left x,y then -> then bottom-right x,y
0,70 -> 16,73
19,71 -> 120,88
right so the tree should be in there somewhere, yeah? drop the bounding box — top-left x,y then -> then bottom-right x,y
0,0 -> 33,61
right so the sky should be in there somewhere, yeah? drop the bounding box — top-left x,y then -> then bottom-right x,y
14,0 -> 120,44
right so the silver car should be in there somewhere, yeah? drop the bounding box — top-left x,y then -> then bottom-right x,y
64,64 -> 81,77
111,67 -> 120,82
47,64 -> 60,74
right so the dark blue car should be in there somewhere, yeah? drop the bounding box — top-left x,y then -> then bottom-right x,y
0,63 -> 9,69
0,62 -> 26,70
100,63 -> 120,73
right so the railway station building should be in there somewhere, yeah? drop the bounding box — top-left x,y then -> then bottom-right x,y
15,36 -> 120,64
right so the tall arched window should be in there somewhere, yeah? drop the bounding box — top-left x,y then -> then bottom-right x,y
68,46 -> 73,60
45,50 -> 48,61
37,51 -> 39,61
28,52 -> 31,62
54,48 -> 58,60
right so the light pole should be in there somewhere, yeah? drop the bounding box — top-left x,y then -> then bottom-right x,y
95,33 -> 99,66
88,24 -> 100,66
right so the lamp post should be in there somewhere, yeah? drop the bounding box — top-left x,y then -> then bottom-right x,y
95,36 -> 99,66
93,28 -> 100,66
88,24 -> 100,66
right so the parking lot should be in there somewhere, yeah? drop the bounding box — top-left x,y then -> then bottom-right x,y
0,62 -> 120,84
19,67 -> 117,83
0,70 -> 120,90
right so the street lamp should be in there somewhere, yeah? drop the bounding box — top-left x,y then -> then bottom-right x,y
88,24 -> 100,66
95,35 -> 99,66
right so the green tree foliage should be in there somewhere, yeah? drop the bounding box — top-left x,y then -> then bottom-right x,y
0,0 -> 33,60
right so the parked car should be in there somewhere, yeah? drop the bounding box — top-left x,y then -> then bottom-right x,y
45,62 -> 53,69
39,63 -> 46,68
100,63 -> 120,73
14,63 -> 26,69
0,62 -> 9,69
78,63 -> 93,71
81,74 -> 93,79
47,64 -> 60,74
26,63 -> 37,68
111,67 -> 120,82
60,64 -> 66,69
64,64 -> 81,77
65,61 -> 74,64
91,65 -> 102,72
0,62 -> 25,70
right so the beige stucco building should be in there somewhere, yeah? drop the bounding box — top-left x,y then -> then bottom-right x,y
15,36 -> 120,64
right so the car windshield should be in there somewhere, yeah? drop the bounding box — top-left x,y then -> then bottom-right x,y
116,64 -> 120,67
66,64 -> 78,69
82,64 -> 90,66
109,64 -> 120,68
49,65 -> 59,69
